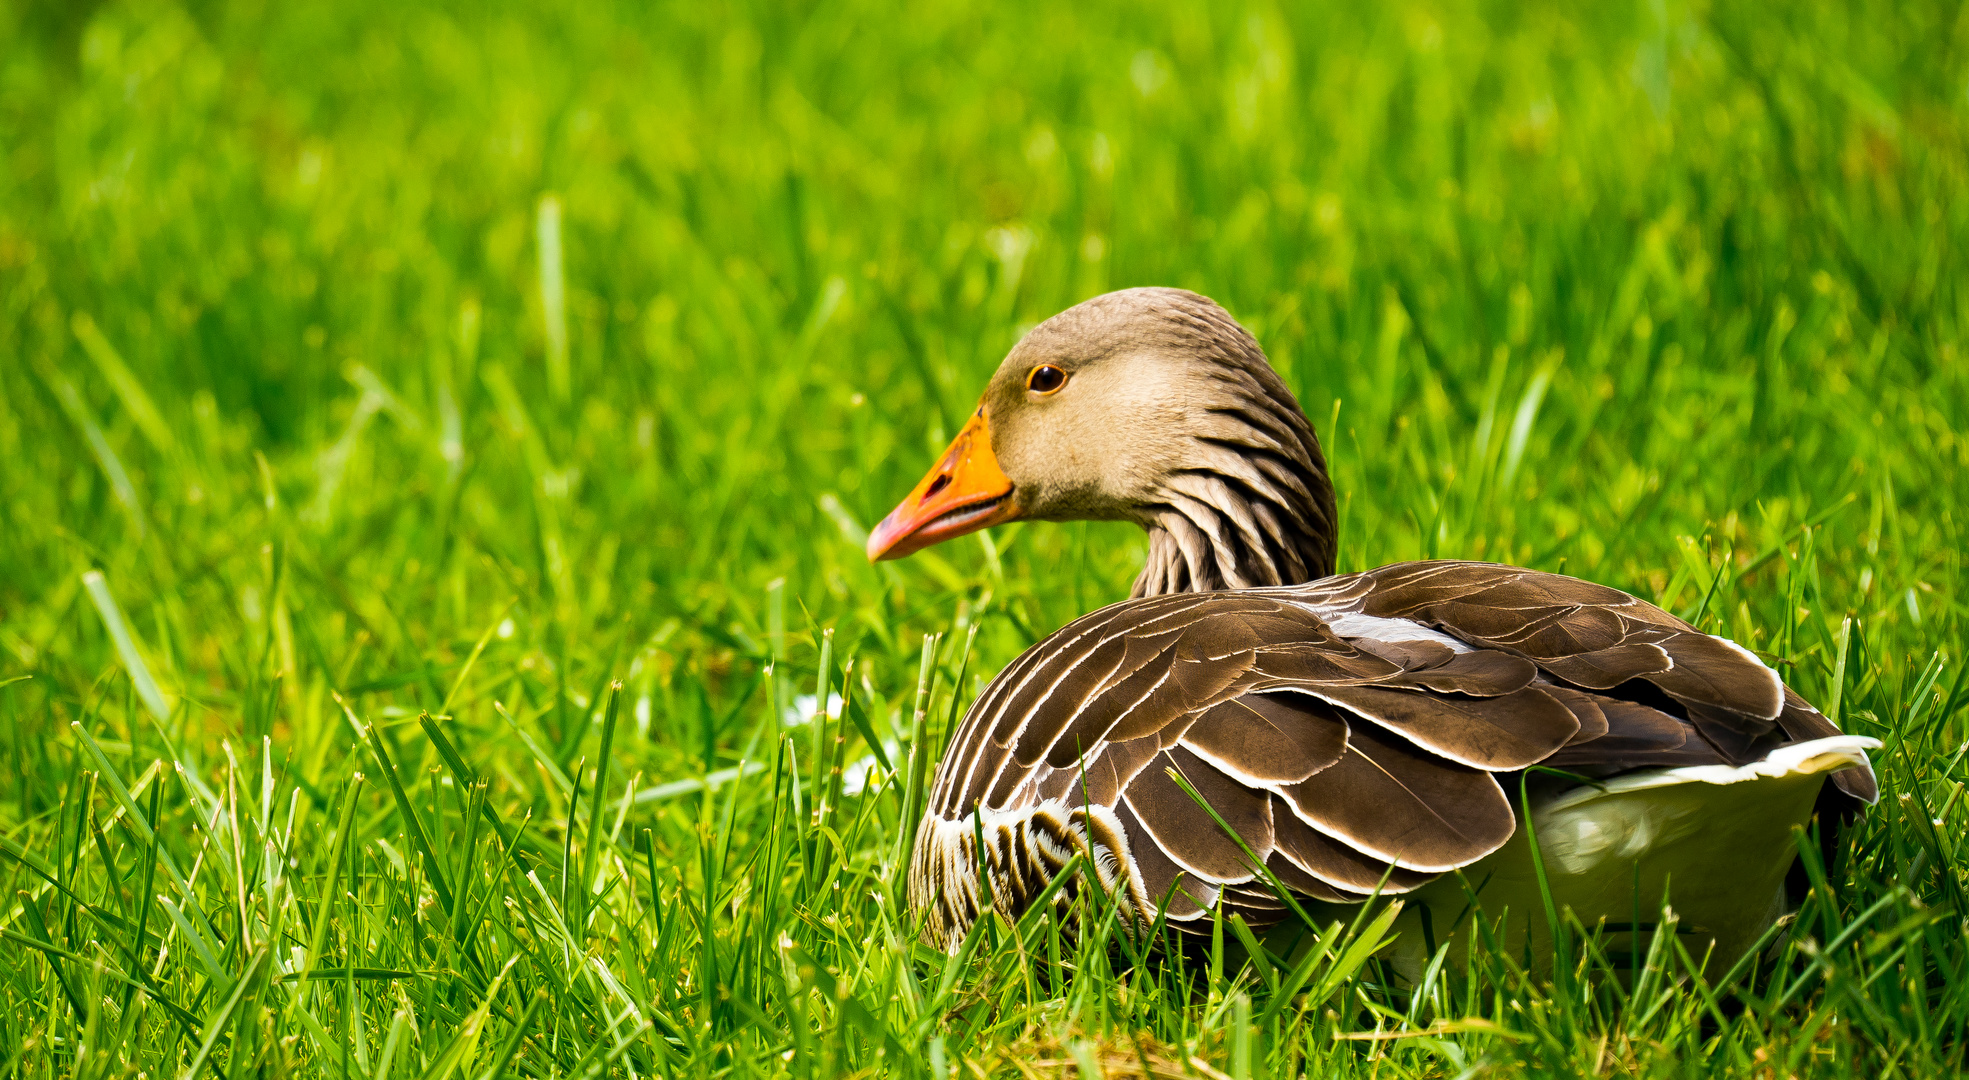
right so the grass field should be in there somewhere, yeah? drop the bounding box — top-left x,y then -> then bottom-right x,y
3,0 -> 1967,1075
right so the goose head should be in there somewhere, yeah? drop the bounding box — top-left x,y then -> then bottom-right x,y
867,287 -> 1339,595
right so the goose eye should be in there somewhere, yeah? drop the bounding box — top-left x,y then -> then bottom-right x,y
1026,364 -> 1068,395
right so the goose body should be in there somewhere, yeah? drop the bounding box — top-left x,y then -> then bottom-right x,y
869,288 -> 1877,965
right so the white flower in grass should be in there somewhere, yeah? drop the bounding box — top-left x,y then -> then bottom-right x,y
841,741 -> 901,797
784,692 -> 842,726
841,755 -> 881,797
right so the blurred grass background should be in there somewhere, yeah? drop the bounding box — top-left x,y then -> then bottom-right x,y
1,0 -> 1966,1075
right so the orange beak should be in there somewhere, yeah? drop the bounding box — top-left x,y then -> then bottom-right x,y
867,406 -> 1019,561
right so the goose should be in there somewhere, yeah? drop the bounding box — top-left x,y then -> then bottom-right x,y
867,287 -> 1878,970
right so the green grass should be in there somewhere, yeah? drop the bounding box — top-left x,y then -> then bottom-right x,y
2,0 -> 1967,1074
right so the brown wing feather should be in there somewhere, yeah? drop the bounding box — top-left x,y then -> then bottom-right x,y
1113,800 -> 1216,919
1269,797 -> 1438,895
1541,697 -> 1731,771
1178,693 -> 1347,784
1289,683 -> 1578,771
1276,723 -> 1517,871
1121,746 -> 1274,882
1540,685 -> 1611,743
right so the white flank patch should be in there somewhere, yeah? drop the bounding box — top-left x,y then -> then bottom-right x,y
1527,734 -> 1879,879
1309,610 -> 1476,653
784,692 -> 843,726
1545,734 -> 1881,810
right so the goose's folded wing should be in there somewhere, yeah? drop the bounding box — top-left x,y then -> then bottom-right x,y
1306,560 -> 1878,806
921,562 -> 1875,932
926,591 -> 1582,927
